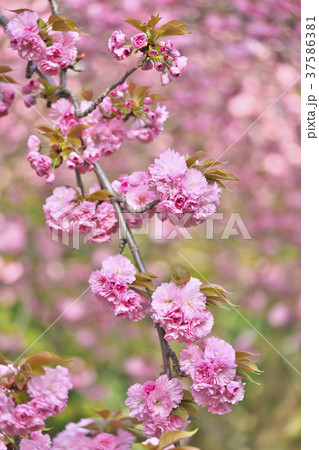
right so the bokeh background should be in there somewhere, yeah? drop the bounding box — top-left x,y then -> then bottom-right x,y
0,0 -> 300,449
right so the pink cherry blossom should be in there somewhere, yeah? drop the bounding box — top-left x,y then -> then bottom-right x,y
131,33 -> 148,49
151,278 -> 214,343
125,375 -> 186,438
180,337 -> 245,415
50,98 -> 78,135
20,432 -> 51,450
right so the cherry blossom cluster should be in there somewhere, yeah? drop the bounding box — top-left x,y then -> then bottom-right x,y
148,149 -> 222,227
151,277 -> 214,343
108,29 -> 187,86
125,374 -> 188,438
112,170 -> 157,228
144,41 -> 188,87
43,186 -> 118,243
6,11 -> 79,76
0,364 -> 72,438
52,418 -> 135,449
26,91 -> 168,181
89,255 -> 150,321
27,135 -> 53,182
126,104 -> 169,144
180,337 -> 245,415
0,82 -> 15,117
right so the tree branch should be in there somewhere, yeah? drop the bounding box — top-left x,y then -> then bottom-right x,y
116,197 -> 160,214
48,0 -> 60,15
13,435 -> 20,450
75,55 -> 147,118
26,61 -> 37,79
94,162 -> 184,378
0,1 -> 184,382
75,168 -> 84,195
0,12 -> 8,27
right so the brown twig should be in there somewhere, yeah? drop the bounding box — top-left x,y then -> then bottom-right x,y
118,238 -> 127,254
116,197 -> 160,214
74,54 -> 147,118
0,11 -> 8,27
75,168 -> 84,195
94,162 -> 178,377
13,436 -> 21,450
26,61 -> 37,79
48,0 -> 60,15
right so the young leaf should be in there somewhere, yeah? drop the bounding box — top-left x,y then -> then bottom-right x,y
158,429 -> 198,450
131,279 -> 155,291
22,351 -> 71,367
171,405 -> 188,422
171,268 -> 191,286
200,158 -> 227,168
185,151 -> 205,168
236,369 -> 261,385
181,401 -> 199,418
149,14 -> 162,29
123,18 -> 148,32
131,444 -> 148,450
0,65 -> 14,74
235,351 -> 256,359
135,272 -> 158,282
67,124 -> 88,138
0,74 -> 17,84
7,8 -> 33,13
82,88 -> 94,101
88,189 -> 113,202
92,409 -> 111,419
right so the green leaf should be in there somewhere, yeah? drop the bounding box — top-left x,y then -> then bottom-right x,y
171,405 -> 188,422
88,189 -> 112,202
158,429 -> 198,450
181,401 -> 199,418
182,389 -> 195,403
237,369 -> 261,385
132,444 -> 148,450
37,18 -> 47,29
